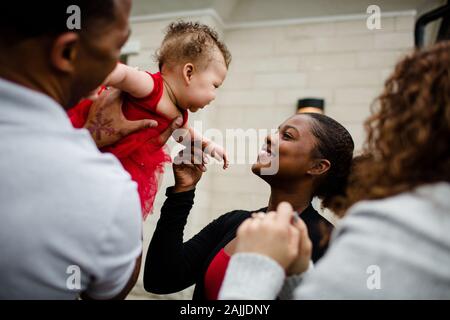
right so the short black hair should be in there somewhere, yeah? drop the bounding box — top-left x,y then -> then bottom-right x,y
306,113 -> 355,208
0,1 -> 116,46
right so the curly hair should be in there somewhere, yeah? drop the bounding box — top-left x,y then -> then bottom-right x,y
305,113 -> 355,209
156,21 -> 231,71
331,41 -> 450,217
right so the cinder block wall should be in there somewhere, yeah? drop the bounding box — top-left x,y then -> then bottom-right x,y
126,13 -> 415,299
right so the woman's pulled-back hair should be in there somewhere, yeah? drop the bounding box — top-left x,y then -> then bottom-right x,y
156,20 -> 232,71
305,113 -> 355,209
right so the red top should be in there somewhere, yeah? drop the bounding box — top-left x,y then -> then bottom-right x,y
67,72 -> 188,219
204,248 -> 231,300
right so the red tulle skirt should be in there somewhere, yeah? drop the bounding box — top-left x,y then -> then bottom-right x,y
68,95 -> 172,220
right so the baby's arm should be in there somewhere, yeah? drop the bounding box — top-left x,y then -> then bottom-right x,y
104,63 -> 154,98
186,126 -> 229,169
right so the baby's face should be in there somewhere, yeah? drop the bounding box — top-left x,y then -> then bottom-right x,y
182,49 -> 227,112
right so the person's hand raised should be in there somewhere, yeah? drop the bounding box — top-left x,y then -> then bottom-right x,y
84,88 -> 158,148
172,142 -> 208,193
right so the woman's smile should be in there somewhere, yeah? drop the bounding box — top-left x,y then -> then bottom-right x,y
257,143 -> 277,165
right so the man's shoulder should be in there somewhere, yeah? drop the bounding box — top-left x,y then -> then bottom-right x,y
2,126 -> 140,221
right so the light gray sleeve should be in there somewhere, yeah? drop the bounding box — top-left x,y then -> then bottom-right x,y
84,187 -> 142,299
218,255 -> 314,300
277,261 -> 314,300
218,253 -> 285,300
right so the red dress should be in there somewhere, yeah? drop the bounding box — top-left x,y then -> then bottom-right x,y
204,248 -> 231,300
68,72 -> 188,219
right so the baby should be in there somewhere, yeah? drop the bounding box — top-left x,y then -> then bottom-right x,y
68,21 -> 231,219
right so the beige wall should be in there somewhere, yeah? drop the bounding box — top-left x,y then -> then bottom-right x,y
126,12 -> 415,299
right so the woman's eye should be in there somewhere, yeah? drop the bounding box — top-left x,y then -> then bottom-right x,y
282,132 -> 292,140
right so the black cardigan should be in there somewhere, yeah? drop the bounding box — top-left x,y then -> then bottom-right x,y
143,187 -> 334,300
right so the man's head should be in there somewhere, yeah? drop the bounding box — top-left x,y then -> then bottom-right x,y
0,0 -> 132,108
156,21 -> 231,112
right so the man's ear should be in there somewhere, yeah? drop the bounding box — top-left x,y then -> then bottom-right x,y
182,63 -> 194,85
307,159 -> 331,177
50,32 -> 80,73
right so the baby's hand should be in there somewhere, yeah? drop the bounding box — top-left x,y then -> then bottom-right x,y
204,141 -> 229,169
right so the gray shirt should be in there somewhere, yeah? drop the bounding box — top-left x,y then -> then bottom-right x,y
219,182 -> 450,299
0,78 -> 142,299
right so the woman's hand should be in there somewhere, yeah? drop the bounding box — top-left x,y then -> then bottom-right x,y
84,88 -> 159,148
172,144 -> 207,193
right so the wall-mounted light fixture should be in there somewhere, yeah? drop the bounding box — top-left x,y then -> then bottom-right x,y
297,98 -> 325,114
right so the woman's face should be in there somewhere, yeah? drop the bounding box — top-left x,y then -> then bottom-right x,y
252,114 -> 318,182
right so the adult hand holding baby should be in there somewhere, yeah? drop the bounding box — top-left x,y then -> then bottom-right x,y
84,88 -> 161,148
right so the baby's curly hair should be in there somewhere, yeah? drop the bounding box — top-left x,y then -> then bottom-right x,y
329,41 -> 450,217
156,21 -> 231,71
